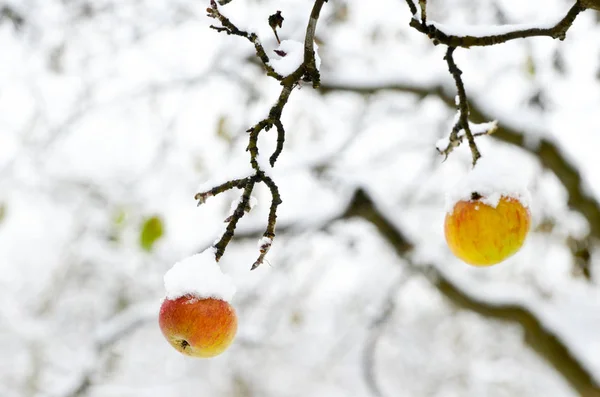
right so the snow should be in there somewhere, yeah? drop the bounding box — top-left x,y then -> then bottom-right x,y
270,40 -> 304,77
269,40 -> 321,77
257,236 -> 273,250
249,195 -> 258,210
225,195 -> 258,219
471,120 -> 498,135
435,134 -> 456,152
2,0 -> 600,395
435,118 -> 498,152
445,155 -> 532,212
163,248 -> 236,302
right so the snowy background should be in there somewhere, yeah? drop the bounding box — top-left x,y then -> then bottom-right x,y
1,0 -> 600,396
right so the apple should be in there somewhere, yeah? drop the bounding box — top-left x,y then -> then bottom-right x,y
445,194 -> 531,266
159,295 -> 237,358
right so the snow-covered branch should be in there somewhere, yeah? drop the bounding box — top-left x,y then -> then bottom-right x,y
408,2 -> 585,48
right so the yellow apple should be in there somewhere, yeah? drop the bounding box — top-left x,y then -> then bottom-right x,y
445,195 -> 531,266
159,296 -> 237,357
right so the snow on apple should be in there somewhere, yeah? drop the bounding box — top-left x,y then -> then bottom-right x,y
163,248 -> 236,302
444,155 -> 532,266
445,155 -> 531,212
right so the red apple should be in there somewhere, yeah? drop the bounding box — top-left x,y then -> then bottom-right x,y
159,295 -> 237,358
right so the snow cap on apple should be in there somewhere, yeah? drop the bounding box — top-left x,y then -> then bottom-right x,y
444,156 -> 532,266
445,155 -> 531,213
163,247 -> 236,302
159,248 -> 238,358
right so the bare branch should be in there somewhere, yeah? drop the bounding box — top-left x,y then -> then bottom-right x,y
409,2 -> 585,48
302,0 -> 328,88
207,1 -> 283,80
404,0 -> 418,16
437,120 -> 498,159
199,0 -> 328,265
581,0 -> 600,11
418,0 -> 427,24
214,177 -> 258,261
444,47 -> 481,165
270,119 -> 286,167
195,177 -> 249,205
252,174 -> 282,269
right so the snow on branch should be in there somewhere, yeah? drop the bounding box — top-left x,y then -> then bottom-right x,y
436,119 -> 498,159
409,2 -> 585,48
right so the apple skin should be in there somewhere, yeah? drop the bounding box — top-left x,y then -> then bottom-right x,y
159,296 -> 237,358
445,195 -> 531,266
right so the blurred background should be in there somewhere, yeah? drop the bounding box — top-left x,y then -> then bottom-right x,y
1,0 -> 600,396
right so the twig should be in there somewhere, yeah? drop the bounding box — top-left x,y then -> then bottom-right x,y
252,174 -> 282,269
437,120 -> 498,160
270,119 -> 286,167
409,2 -> 585,48
195,177 -> 249,205
200,0 -> 328,266
404,0 -> 417,16
444,47 -> 481,165
213,177 -> 258,261
302,0 -> 327,88
418,0 -> 427,24
207,1 -> 283,80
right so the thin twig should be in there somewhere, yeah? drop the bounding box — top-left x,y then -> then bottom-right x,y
213,177 -> 258,261
207,1 -> 283,80
270,119 -> 286,166
437,121 -> 497,159
444,47 -> 481,165
418,0 -> 427,24
201,0 -> 328,265
252,174 -> 282,269
302,0 -> 327,87
404,0 -> 417,16
195,177 -> 249,205
409,2 -> 584,48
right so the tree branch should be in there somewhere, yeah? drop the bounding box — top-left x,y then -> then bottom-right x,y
444,47 -> 481,165
207,0 -> 283,80
201,0 -> 328,266
303,0 -> 327,87
409,2 -> 585,48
